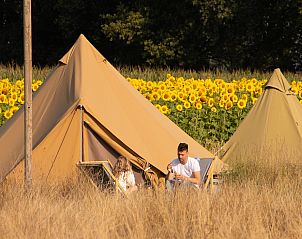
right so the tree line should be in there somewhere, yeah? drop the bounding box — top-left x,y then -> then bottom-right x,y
1,0 -> 302,71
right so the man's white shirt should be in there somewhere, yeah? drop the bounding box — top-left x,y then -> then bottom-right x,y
170,157 -> 200,178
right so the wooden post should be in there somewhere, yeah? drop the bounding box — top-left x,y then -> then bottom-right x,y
23,0 -> 32,189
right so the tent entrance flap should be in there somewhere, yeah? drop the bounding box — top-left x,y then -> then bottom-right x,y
83,122 -> 146,186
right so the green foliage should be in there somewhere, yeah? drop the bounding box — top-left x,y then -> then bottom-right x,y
1,0 -> 302,70
143,38 -> 182,65
101,8 -> 145,44
167,104 -> 249,144
192,0 -> 235,22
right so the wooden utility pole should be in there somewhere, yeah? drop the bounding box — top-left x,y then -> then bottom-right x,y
23,0 -> 32,189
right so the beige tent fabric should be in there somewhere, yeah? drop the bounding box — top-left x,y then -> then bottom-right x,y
9,107 -> 80,181
59,35 -> 214,173
221,68 -> 302,163
0,62 -> 80,182
263,68 -> 291,92
1,34 -> 214,184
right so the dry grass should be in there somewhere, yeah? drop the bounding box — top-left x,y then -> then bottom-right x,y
1,64 -> 302,83
0,64 -> 52,82
0,65 -> 302,238
1,157 -> 301,239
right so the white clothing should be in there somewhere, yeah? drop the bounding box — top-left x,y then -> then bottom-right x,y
117,171 -> 136,191
170,156 -> 200,179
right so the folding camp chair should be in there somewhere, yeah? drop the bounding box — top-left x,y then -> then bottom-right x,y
76,160 -> 126,194
196,157 -> 218,190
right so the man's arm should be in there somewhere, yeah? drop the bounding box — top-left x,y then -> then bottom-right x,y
175,171 -> 200,184
166,163 -> 174,180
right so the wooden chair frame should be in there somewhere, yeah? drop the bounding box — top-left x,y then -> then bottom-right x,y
76,160 -> 126,194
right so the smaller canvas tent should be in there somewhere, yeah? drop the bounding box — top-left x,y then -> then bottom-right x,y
0,34 -> 215,187
221,68 -> 302,163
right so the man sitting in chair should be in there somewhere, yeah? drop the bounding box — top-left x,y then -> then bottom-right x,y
166,143 -> 201,190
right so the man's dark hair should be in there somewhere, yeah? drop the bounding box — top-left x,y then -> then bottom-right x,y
177,143 -> 188,152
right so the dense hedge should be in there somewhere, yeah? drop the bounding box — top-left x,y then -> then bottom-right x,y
1,0 -> 302,71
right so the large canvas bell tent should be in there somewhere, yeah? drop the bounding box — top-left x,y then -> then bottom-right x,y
221,68 -> 302,163
0,34 -> 214,186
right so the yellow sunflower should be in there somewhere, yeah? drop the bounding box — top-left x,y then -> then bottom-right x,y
15,80 -> 23,87
159,84 -> 167,91
189,94 -> 197,104
237,99 -> 246,109
208,88 -> 214,96
207,98 -> 214,108
219,82 -> 226,90
8,98 -> 16,107
178,92 -> 187,101
225,101 -> 233,110
35,80 -> 43,86
198,86 -> 207,96
32,83 -> 39,92
219,100 -> 224,108
176,104 -> 183,111
211,107 -> 217,113
230,94 -> 238,103
144,93 -> 152,101
139,80 -> 146,88
160,105 -> 169,114
1,88 -> 8,95
11,92 -> 18,101
192,81 -> 199,90
146,81 -> 154,89
184,101 -> 191,109
252,97 -> 258,105
241,94 -> 248,101
246,83 -> 255,93
0,94 -> 7,103
183,85 -> 192,94
226,86 -> 235,95
221,94 -> 229,102
251,78 -> 257,85
18,93 -> 25,104
4,110 -> 13,119
162,92 -> 171,101
238,83 -> 245,91
170,92 -> 177,101
200,95 -> 207,103
214,79 -> 223,85
152,92 -> 161,101
195,102 -> 202,110
10,106 -> 19,114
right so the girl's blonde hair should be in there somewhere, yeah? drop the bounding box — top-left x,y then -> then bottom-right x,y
113,156 -> 132,178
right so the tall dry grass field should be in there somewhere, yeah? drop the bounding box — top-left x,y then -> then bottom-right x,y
0,65 -> 301,238
1,155 -> 301,239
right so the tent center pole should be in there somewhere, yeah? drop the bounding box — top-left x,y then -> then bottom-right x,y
79,105 -> 83,162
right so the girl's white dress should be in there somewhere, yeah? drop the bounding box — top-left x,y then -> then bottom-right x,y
117,171 -> 136,191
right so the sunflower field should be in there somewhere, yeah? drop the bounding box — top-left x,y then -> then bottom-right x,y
0,78 -> 42,126
128,74 -> 302,144
0,72 -> 302,144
